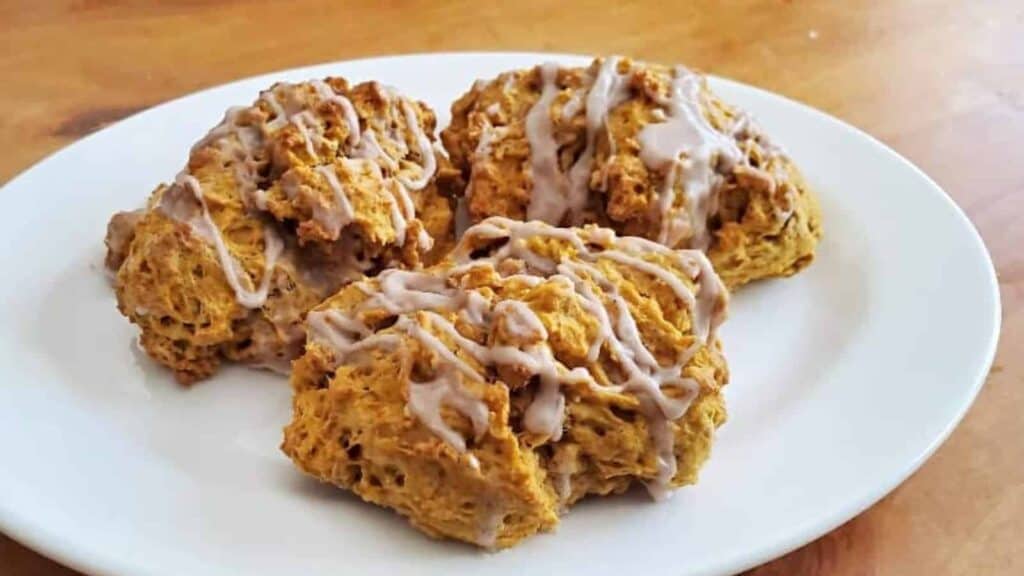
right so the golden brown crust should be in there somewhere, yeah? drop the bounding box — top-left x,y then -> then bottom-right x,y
440,58 -> 821,289
107,78 -> 455,383
282,219 -> 729,548
710,159 -> 821,287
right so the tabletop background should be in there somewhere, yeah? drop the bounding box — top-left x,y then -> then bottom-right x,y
1,0 -> 1021,574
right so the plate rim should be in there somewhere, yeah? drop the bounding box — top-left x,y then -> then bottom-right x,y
0,51 -> 1002,576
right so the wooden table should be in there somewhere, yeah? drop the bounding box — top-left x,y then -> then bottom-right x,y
2,0 -> 1021,573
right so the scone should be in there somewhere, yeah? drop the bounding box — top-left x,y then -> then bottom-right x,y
282,217 -> 729,548
106,78 -> 461,383
441,57 -> 821,289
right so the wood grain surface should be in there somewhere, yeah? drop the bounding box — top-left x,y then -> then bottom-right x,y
2,1 -> 1021,574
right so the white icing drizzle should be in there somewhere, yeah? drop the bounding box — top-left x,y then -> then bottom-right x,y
261,90 -> 288,130
600,250 -> 696,312
318,309 -> 493,467
408,373 -> 483,451
195,77 -> 433,231
352,126 -> 434,250
313,163 -> 356,238
369,269 -> 459,313
510,60 -> 792,252
521,354 -> 571,441
306,310 -> 402,376
196,80 -> 361,216
308,217 -> 727,498
389,171 -> 415,217
350,98 -> 435,248
290,111 -> 320,160
494,300 -> 547,340
561,89 -> 586,120
454,219 -> 723,494
193,106 -> 268,212
396,98 -> 437,190
167,78 -> 439,315
190,106 -> 248,154
731,113 -> 797,222
311,79 -> 361,146
638,66 -> 741,250
523,58 -> 633,225
642,394 -> 681,502
386,180 -> 409,247
524,63 -> 569,223
566,57 -> 632,223
404,318 -> 491,448
269,81 -> 364,166
276,79 -> 364,162
459,290 -> 491,326
278,82 -> 435,251
424,304 -> 580,442
466,126 -> 503,200
356,130 -> 400,172
163,173 -> 283,309
381,91 -> 412,158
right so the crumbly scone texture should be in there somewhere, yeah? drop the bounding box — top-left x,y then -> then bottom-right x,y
107,78 -> 459,383
282,218 -> 729,548
441,58 -> 821,289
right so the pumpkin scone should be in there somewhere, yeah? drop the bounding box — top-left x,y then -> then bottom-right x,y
441,57 -> 821,289
105,78 -> 460,383
282,217 -> 729,548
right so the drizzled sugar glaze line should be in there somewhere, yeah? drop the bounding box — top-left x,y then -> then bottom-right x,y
395,97 -> 438,190
567,57 -> 632,218
522,59 -> 739,246
307,217 -> 727,499
508,59 -> 789,250
165,79 -> 442,308
272,84 -> 428,239
165,82 -> 356,309
204,79 -> 435,217
639,67 -> 741,250
311,79 -> 362,146
162,173 -> 283,309
465,125 -> 506,201
313,163 -> 356,238
524,58 -> 631,225
524,62 -> 567,223
193,106 -> 269,211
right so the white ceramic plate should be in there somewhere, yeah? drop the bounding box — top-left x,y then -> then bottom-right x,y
0,53 -> 1000,576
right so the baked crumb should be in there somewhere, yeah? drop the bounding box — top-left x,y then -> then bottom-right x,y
441,57 -> 821,289
106,78 -> 458,383
282,217 -> 729,548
